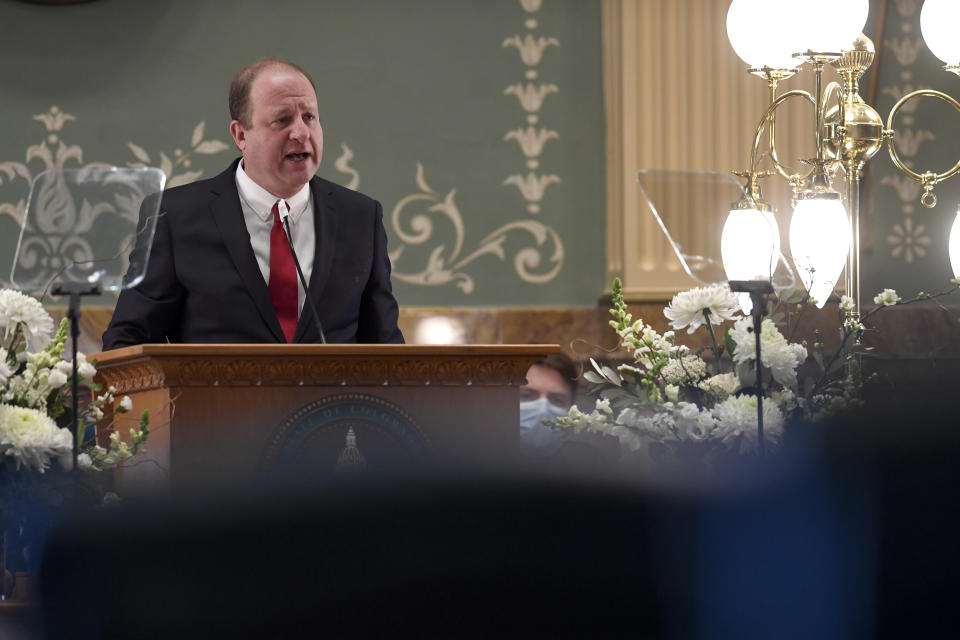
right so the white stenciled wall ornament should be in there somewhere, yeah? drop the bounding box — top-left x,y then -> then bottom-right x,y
0,107 -> 230,288
502,35 -> 559,66
520,0 -> 542,13
881,3 -> 934,264
504,83 -> 559,114
385,164 -> 563,292
503,0 -> 562,215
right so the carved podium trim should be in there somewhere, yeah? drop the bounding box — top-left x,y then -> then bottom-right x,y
93,344 -> 558,394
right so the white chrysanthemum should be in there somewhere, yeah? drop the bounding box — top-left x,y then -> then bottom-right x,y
0,403 -> 73,472
712,395 -> 784,453
0,289 -> 55,351
839,295 -> 855,312
729,318 -> 806,388
664,285 -> 741,334
873,288 -> 900,306
661,355 -> 707,385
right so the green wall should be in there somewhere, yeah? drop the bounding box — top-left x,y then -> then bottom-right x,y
863,0 -> 960,299
0,0 -> 606,306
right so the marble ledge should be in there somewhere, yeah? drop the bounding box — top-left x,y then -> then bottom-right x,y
48,303 -> 960,364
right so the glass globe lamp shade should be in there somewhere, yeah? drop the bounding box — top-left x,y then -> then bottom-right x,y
789,193 -> 849,308
792,0 -> 869,54
950,209 -> 960,278
726,0 -> 799,70
722,207 -> 780,280
921,0 -> 960,66
722,206 -> 780,313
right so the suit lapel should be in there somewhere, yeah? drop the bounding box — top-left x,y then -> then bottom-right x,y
294,178 -> 339,342
209,166 -> 286,343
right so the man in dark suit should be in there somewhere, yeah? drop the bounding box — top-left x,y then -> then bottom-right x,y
103,58 -> 403,349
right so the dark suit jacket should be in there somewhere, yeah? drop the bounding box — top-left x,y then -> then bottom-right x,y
102,159 -> 403,349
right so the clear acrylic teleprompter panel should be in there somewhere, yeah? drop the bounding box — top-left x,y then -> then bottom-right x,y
11,167 -> 165,294
635,168 -> 795,292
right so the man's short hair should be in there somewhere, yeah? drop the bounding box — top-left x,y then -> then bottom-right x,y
538,353 -> 579,398
229,57 -> 317,127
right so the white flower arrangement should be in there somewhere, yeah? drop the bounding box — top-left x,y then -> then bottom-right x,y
552,277 -> 960,466
0,289 -> 149,477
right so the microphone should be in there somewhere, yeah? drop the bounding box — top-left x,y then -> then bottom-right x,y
279,201 -> 327,344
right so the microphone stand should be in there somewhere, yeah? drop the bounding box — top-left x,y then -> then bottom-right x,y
50,280 -> 102,489
282,215 -> 326,344
728,280 -> 773,456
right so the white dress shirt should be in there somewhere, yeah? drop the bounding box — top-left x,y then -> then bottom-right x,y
235,162 -> 315,315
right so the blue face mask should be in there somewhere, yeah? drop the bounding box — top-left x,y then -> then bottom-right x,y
519,397 -> 569,452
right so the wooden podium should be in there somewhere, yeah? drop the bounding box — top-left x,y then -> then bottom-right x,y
93,344 -> 559,494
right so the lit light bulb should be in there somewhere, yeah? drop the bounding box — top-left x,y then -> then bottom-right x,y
792,0 -> 869,54
949,209 -> 960,278
722,206 -> 780,313
789,192 -> 849,308
921,0 -> 960,67
725,0 -> 799,70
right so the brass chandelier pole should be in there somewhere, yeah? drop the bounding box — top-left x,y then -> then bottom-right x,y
822,35 -> 885,325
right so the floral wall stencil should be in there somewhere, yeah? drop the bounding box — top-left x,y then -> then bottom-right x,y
863,0 -> 960,295
0,1 -> 605,305
0,107 -> 230,291
502,1 -> 563,216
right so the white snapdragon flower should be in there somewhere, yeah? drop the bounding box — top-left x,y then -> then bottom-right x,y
839,295 -> 855,312
47,369 -> 68,388
119,395 -> 133,412
595,398 -> 613,415
664,285 -> 741,334
75,353 -> 96,379
616,407 -> 644,428
873,288 -> 900,306
673,404 -> 715,441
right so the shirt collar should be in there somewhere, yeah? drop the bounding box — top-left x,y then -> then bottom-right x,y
235,161 -> 312,223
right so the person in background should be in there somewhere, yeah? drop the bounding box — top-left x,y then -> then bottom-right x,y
519,353 -> 578,454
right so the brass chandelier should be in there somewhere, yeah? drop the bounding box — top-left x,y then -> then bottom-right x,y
722,0 -> 960,323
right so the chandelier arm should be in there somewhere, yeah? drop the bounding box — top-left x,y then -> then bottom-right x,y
886,89 -> 960,206
750,89 -> 817,179
766,76 -> 796,181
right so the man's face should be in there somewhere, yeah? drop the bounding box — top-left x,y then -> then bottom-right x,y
519,364 -> 572,410
229,66 -> 323,198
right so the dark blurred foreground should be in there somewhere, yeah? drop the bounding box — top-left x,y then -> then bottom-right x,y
29,394 -> 960,639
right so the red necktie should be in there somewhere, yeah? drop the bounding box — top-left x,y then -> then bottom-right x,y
269,202 -> 298,342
